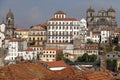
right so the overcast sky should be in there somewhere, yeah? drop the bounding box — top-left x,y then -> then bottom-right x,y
0,0 -> 120,28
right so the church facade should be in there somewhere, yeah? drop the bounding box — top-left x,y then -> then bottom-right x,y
86,6 -> 117,30
86,6 -> 117,43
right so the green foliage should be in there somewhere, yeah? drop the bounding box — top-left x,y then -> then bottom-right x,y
106,59 -> 117,72
114,45 -> 120,51
56,53 -> 64,61
106,46 -> 112,52
89,54 -> 97,62
75,53 -> 97,62
87,39 -> 93,44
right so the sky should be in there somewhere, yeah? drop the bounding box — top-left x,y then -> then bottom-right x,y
0,0 -> 120,28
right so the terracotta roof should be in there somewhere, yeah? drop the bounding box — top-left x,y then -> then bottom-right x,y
15,27 -> 28,31
42,61 -> 68,68
35,23 -> 48,27
0,62 -> 114,80
47,42 -> 72,44
9,38 -> 25,42
54,11 -> 66,14
44,48 -> 60,51
44,48 -> 62,54
49,18 -> 77,21
115,28 -> 120,33
25,48 -> 34,51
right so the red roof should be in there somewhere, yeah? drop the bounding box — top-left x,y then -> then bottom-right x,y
115,28 -> 120,33
9,38 -> 25,42
25,48 -> 34,51
44,48 -> 60,51
46,61 -> 68,68
49,18 -> 77,21
54,11 -> 66,14
15,27 -> 28,31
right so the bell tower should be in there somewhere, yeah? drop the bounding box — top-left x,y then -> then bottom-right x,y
6,9 -> 14,37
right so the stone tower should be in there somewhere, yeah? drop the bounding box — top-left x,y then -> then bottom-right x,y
86,6 -> 117,30
6,9 -> 14,37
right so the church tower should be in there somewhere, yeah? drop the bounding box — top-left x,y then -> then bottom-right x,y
86,6 -> 95,28
6,9 -> 14,37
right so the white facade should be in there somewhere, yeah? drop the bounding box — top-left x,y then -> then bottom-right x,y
0,32 -> 5,48
47,11 -> 87,44
85,30 -> 111,43
0,23 -> 6,33
5,39 -> 37,61
0,23 -> 6,48
101,30 -> 110,43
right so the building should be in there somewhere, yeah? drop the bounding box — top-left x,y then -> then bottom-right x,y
0,32 -> 5,48
14,27 -> 28,39
47,11 -> 87,49
63,44 -> 98,61
106,51 -> 120,60
6,9 -> 15,37
40,48 -> 62,62
28,24 -> 47,56
0,22 -> 6,48
86,6 -> 117,30
4,38 -> 37,63
86,6 -> 117,43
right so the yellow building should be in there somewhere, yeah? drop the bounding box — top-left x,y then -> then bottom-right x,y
41,48 -> 62,62
28,24 -> 47,55
14,28 -> 28,39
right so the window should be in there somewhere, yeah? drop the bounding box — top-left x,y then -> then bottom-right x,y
113,55 -> 115,57
29,38 -> 31,41
118,55 -> 120,57
53,55 -> 55,57
37,37 -> 39,40
33,37 -> 35,41
41,37 -> 43,41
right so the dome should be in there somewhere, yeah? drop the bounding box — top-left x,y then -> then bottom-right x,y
6,9 -> 14,19
87,6 -> 95,12
108,6 -> 115,12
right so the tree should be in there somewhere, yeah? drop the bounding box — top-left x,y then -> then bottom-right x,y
106,59 -> 117,72
114,45 -> 120,51
75,53 -> 97,62
82,53 -> 89,62
106,46 -> 112,52
56,53 -> 64,61
89,54 -> 97,62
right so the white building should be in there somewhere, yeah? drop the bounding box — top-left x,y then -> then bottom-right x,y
85,26 -> 112,43
0,23 -> 6,48
0,32 -> 5,48
47,11 -> 87,49
5,39 -> 37,62
47,11 -> 88,44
